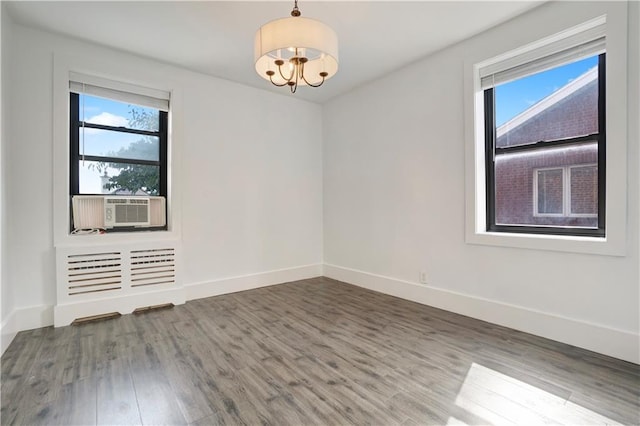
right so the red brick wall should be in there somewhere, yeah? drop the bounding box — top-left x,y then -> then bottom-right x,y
494,143 -> 598,227
497,79 -> 598,147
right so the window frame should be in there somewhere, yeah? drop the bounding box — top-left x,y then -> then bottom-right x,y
464,9 -> 629,257
69,92 -> 169,198
483,53 -> 606,238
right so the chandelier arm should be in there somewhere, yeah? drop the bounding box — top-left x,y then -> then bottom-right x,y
290,61 -> 301,93
300,66 -> 326,88
268,74 -> 291,87
277,63 -> 294,82
302,77 -> 325,88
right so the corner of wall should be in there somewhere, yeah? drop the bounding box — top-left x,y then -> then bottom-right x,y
0,315 -> 17,355
0,0 -> 15,355
185,264 -> 323,301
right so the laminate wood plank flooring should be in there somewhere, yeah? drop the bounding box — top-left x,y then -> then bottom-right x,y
1,277 -> 639,425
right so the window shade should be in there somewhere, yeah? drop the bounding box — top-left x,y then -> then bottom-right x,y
480,18 -> 606,90
69,72 -> 170,111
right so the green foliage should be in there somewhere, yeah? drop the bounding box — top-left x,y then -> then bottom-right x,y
97,106 -> 161,195
101,140 -> 160,196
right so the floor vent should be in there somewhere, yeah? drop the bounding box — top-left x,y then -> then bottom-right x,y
71,312 -> 121,325
133,303 -> 175,314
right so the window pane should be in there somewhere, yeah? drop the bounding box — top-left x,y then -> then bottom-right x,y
571,165 -> 598,215
78,160 -> 160,195
80,94 -> 160,132
537,169 -> 563,214
494,143 -> 598,228
79,129 -> 159,161
495,55 -> 598,147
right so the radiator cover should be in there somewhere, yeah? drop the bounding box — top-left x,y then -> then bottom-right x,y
55,240 -> 184,326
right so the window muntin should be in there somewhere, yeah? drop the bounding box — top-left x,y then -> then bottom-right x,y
70,92 -> 167,197
485,53 -> 605,236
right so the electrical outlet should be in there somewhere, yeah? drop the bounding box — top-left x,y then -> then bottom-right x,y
419,271 -> 428,284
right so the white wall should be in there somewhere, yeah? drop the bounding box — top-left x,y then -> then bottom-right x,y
632,1 -> 640,336
1,3 -> 16,354
323,1 -> 639,363
1,20 -> 323,346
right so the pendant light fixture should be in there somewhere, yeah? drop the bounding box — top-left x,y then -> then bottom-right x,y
254,0 -> 338,93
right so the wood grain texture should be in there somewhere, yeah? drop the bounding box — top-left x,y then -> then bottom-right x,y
2,277 -> 639,425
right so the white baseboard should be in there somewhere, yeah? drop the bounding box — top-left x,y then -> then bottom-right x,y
186,264 -> 323,301
5,263 -> 636,364
3,264 -> 322,353
324,263 -> 640,364
1,305 -> 54,355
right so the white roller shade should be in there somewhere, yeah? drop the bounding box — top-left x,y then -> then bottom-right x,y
480,17 -> 606,89
69,72 -> 170,111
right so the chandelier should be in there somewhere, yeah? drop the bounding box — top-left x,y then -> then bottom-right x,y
254,0 -> 338,93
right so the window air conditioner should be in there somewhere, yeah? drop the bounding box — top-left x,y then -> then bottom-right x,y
72,196 -> 166,230
104,197 -> 150,228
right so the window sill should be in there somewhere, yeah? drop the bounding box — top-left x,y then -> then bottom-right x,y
465,229 -> 625,256
55,228 -> 180,249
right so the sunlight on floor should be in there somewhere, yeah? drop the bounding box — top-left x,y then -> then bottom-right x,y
448,363 -> 619,425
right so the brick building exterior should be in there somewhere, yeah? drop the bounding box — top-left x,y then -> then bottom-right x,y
494,67 -> 599,228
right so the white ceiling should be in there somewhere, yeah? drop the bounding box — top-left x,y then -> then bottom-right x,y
5,1 -> 544,103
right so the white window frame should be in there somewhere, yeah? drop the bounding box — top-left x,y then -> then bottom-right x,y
52,53 -> 183,247
464,5 -> 628,256
533,164 -> 599,218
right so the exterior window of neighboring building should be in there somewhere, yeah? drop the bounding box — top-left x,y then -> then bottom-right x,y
482,41 -> 605,237
534,164 -> 598,218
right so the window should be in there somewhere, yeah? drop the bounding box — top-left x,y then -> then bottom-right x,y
482,37 -> 605,237
534,165 -> 598,218
69,75 -> 170,230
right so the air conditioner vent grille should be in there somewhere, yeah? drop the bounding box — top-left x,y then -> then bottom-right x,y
106,198 -> 149,205
115,205 -> 149,224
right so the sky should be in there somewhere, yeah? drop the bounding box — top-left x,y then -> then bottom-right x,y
494,55 -> 599,127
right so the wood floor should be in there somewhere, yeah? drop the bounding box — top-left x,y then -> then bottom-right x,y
1,277 -> 639,425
